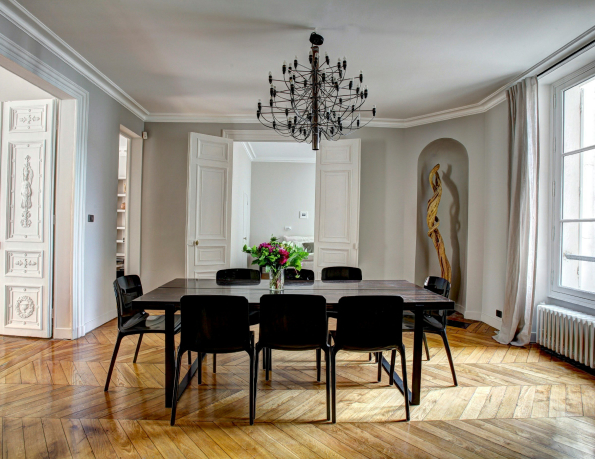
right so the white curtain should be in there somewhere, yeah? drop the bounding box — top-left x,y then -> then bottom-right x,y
494,77 -> 540,346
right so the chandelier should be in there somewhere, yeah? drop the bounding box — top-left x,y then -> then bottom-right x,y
256,32 -> 376,150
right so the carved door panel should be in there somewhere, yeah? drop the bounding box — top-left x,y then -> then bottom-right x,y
185,133 -> 233,279
0,99 -> 56,337
314,139 -> 361,279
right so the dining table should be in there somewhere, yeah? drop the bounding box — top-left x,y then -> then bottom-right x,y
133,278 -> 454,408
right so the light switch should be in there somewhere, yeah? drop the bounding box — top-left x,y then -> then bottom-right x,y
299,211 -> 308,219
285,226 -> 292,230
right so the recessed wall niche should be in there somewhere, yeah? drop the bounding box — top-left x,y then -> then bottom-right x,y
415,138 -> 469,308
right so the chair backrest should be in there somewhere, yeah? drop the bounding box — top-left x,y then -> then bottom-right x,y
321,266 -> 362,281
216,268 -> 260,285
334,296 -> 405,351
180,295 -> 252,353
285,268 -> 315,281
113,275 -> 145,329
259,294 -> 328,350
424,276 -> 451,298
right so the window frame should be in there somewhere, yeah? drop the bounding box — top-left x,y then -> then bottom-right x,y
550,62 -> 595,307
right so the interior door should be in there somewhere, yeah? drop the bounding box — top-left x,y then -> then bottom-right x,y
314,138 -> 361,278
186,133 -> 233,279
0,99 -> 56,337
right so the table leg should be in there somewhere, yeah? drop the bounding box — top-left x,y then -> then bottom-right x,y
164,306 -> 175,408
411,307 -> 424,405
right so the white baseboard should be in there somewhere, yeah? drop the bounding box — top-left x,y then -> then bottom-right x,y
481,313 -> 502,330
83,310 -> 117,335
462,310 -> 482,321
53,327 -> 74,339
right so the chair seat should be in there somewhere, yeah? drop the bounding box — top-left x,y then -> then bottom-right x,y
402,312 -> 443,331
122,312 -> 181,333
249,311 -> 260,326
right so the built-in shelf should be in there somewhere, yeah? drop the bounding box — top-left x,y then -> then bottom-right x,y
117,209 -> 126,213
117,226 -> 125,230
117,193 -> 126,197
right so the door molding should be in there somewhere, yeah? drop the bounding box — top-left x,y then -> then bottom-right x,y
0,31 -> 89,339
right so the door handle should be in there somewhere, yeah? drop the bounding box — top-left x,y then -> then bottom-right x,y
187,240 -> 200,246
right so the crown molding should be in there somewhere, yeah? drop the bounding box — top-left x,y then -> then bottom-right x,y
241,142 -> 256,160
0,0 -> 149,120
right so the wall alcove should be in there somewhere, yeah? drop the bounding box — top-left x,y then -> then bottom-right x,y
415,138 -> 469,309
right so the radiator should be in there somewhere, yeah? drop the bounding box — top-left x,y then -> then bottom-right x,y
537,304 -> 595,369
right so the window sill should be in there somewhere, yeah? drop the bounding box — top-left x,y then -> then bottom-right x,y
548,289 -> 595,310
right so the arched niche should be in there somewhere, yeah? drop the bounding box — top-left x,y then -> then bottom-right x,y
415,138 -> 469,308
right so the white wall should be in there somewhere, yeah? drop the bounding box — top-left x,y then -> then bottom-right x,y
230,143 -> 252,268
0,66 -> 52,100
250,162 -> 315,246
0,16 -> 145,336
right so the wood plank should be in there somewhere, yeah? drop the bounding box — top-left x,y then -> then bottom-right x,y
3,417 -> 26,459
61,419 -> 95,458
42,418 -> 73,459
80,418 -> 118,458
22,418 -> 49,459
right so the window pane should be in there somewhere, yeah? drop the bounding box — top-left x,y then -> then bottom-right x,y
563,149 -> 595,219
560,221 -> 595,293
563,76 -> 595,153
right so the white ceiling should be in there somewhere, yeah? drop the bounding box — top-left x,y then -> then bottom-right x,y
14,0 -> 595,120
246,142 -> 316,163
0,66 -> 52,101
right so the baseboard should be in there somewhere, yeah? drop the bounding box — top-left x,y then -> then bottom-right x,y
53,327 -> 74,339
453,303 -> 465,315
83,310 -> 117,335
462,310 -> 482,321
481,313 -> 502,330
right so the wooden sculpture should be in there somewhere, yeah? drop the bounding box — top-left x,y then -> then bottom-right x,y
427,164 -> 452,282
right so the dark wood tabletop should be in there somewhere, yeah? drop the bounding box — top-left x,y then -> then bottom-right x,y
135,279 -> 453,309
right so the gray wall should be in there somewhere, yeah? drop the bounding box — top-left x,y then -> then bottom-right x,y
0,16 -> 144,334
250,162 -> 315,245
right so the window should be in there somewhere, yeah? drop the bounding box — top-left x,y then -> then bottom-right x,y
552,67 -> 595,305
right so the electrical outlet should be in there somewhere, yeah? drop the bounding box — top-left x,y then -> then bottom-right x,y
496,310 -> 502,318
88,215 -> 94,222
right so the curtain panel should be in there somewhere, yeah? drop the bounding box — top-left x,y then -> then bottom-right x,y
494,77 -> 540,346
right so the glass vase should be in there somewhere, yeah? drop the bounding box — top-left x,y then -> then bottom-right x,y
269,267 -> 285,291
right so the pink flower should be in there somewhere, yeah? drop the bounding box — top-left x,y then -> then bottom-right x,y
278,248 -> 289,265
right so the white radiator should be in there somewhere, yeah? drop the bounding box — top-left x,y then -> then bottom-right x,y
537,304 -> 595,368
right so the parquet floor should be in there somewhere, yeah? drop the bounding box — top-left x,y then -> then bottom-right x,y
1,315 -> 594,458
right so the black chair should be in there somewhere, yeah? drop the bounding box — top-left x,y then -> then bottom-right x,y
105,275 -> 182,391
255,294 -> 331,421
331,295 -> 410,422
171,295 -> 255,425
284,268 -> 315,281
403,276 -> 457,385
213,269 -> 261,373
321,266 -> 373,362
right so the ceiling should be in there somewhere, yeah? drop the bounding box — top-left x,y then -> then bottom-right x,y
0,66 -> 52,101
14,0 -> 595,121
247,142 -> 316,163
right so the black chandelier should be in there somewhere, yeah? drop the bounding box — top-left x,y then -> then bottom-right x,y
257,32 -> 376,150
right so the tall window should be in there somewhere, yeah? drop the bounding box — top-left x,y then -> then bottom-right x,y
553,68 -> 595,304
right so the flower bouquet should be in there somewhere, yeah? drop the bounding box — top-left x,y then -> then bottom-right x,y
243,236 -> 310,290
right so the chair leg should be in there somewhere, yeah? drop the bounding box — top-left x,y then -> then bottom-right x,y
254,347 -> 260,419
399,345 -> 410,421
440,330 -> 458,386
248,350 -> 255,425
316,348 -> 321,382
133,334 -> 143,363
325,348 -> 331,421
170,349 -> 184,425
423,333 -> 430,361
262,347 -> 267,370
198,353 -> 203,385
104,332 -> 124,391
389,350 -> 396,386
265,348 -> 270,381
268,348 -> 272,372
377,352 -> 382,382
331,350 -> 338,423
188,351 -> 192,365
213,353 -> 217,374
368,352 -> 372,361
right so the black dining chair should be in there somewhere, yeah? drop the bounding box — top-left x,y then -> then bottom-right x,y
331,295 -> 410,422
171,295 -> 255,425
105,275 -> 182,391
321,266 -> 373,362
213,269 -> 261,374
403,276 -> 457,385
284,268 -> 315,281
254,294 -> 331,421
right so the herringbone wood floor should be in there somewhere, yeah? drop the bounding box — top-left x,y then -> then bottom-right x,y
1,315 -> 594,458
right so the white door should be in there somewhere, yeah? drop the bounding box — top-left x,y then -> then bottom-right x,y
314,138 -> 361,278
186,133 -> 233,279
0,99 -> 56,337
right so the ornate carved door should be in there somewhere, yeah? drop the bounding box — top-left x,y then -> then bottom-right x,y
0,99 -> 56,337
